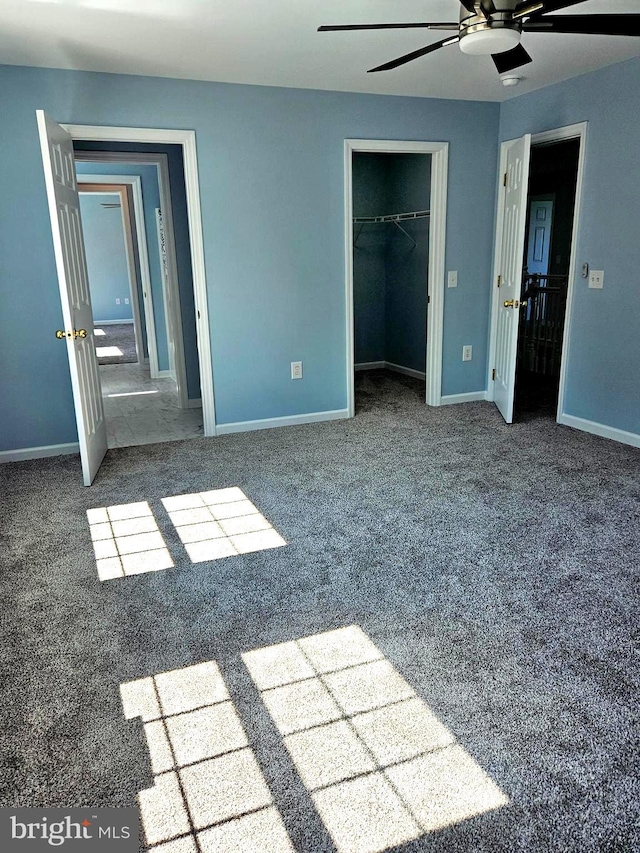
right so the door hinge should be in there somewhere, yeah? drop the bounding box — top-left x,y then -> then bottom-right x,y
497,275 -> 502,288
427,295 -> 430,304
492,368 -> 496,381
503,172 -> 508,187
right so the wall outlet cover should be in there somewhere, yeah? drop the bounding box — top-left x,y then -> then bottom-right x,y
462,345 -> 472,362
589,270 -> 604,289
291,361 -> 303,380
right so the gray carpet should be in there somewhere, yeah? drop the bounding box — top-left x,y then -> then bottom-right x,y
96,323 -> 137,365
0,369 -> 638,852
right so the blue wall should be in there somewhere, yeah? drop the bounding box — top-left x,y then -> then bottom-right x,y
385,154 -> 431,373
500,56 -> 640,435
353,154 -> 388,364
0,64 -> 499,450
75,159 -> 166,370
79,193 -> 133,323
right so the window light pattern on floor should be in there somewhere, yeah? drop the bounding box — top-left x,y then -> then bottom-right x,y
96,346 -> 123,357
87,502 -> 173,581
120,662 -> 294,853
242,626 -> 509,853
94,328 -> 106,336
161,488 -> 286,564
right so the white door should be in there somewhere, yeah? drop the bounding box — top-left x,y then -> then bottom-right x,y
493,134 -> 531,424
526,197 -> 554,276
37,110 -> 108,485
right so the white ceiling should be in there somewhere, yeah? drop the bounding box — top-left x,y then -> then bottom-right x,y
1,0 -> 639,102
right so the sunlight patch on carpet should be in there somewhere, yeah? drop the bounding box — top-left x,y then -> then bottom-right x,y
120,662 -> 294,852
162,488 -> 286,563
87,501 -> 173,580
243,626 -> 509,853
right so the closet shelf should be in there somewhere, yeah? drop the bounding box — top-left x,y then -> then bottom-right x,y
353,209 -> 430,249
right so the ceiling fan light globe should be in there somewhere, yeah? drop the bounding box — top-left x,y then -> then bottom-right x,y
459,27 -> 522,55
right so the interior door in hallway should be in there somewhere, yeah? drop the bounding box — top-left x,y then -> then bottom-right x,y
493,133 -> 531,424
37,110 -> 107,485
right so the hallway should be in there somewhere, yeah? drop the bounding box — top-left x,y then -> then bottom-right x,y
101,362 -> 203,448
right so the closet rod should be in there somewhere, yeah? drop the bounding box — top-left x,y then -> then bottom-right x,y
353,209 -> 429,249
352,209 -> 430,224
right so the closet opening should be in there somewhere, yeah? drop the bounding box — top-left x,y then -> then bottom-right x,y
352,151 -> 432,411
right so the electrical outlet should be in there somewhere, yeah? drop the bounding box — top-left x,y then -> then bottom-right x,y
115,298 -> 121,305
447,270 -> 458,288
291,361 -> 303,380
589,270 -> 604,289
124,297 -> 130,305
462,345 -> 472,362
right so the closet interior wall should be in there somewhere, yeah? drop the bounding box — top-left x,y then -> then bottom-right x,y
353,153 -> 431,376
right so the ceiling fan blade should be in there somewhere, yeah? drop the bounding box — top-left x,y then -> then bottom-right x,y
492,44 -> 533,74
318,22 -> 459,33
368,36 -> 459,73
516,0 -> 584,15
524,14 -> 640,37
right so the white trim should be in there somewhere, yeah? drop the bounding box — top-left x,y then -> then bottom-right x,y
354,361 -> 386,371
440,391 -> 488,405
0,442 -> 80,462
78,173 -> 160,379
487,122 -> 587,422
486,140 -> 510,403
185,397 -> 202,409
385,362 -> 426,381
94,318 -> 134,326
558,414 -> 640,449
157,369 -> 173,379
64,124 -> 216,438
216,409 -> 349,436
344,139 -> 448,417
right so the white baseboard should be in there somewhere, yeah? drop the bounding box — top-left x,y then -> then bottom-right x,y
0,442 -> 80,463
440,391 -> 488,405
386,362 -> 426,381
355,360 -> 426,380
217,409 -> 350,436
186,398 -> 202,409
558,413 -> 640,448
354,361 -> 385,371
94,319 -> 134,326
157,370 -> 173,378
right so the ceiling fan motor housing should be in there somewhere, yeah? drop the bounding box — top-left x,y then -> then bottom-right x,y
459,9 -> 523,55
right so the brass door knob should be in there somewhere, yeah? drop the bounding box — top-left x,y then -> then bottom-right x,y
55,330 -> 67,339
74,329 -> 88,339
503,300 -> 521,308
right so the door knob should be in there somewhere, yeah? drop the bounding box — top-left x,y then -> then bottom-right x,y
55,329 -> 87,339
503,300 -> 521,308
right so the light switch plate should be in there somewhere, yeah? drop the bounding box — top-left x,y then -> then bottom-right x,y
589,270 -> 604,289
447,270 -> 458,288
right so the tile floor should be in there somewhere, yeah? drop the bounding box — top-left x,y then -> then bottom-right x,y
101,362 -> 203,448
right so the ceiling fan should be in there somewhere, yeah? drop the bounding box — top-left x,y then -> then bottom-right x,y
318,1 -> 640,77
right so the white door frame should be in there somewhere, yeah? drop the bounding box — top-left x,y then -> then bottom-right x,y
487,122 -> 587,422
63,124 -> 215,436
344,139 -> 449,415
78,175 -> 160,378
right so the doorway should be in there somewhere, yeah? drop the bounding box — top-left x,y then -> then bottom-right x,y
488,122 -> 586,426
344,139 -> 449,415
37,112 -> 215,484
515,138 -> 580,421
351,152 -> 432,410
